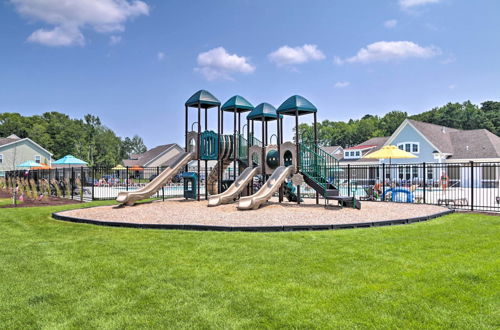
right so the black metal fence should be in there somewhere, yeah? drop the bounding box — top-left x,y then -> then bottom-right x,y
3,161 -> 500,212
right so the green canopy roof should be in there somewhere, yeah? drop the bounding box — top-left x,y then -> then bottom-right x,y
221,95 -> 254,113
247,103 -> 282,121
185,90 -> 221,108
277,95 -> 317,116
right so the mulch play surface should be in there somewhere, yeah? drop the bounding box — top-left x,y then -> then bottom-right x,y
0,190 -> 81,208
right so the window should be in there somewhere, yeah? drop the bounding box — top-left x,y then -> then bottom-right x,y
412,166 -> 418,178
35,155 -> 41,163
397,142 -> 419,154
427,167 -> 433,180
0,154 -> 3,164
355,151 -> 361,157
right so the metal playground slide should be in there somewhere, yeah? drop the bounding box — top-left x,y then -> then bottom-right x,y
237,166 -> 294,210
208,166 -> 260,206
116,152 -> 195,206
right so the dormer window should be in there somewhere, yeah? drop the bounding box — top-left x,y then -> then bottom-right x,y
344,150 -> 362,159
397,142 -> 419,154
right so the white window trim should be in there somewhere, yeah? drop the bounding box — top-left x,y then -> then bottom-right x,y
344,150 -> 361,159
35,155 -> 41,163
397,142 -> 420,154
0,154 -> 3,164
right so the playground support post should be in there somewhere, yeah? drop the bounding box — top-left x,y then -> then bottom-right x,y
205,107 -> 208,200
314,112 -> 318,204
233,108 -> 237,181
261,117 -> 265,181
197,103 -> 201,201
295,110 -> 301,205
184,105 -> 188,173
277,113 -> 283,202
217,105 -> 221,194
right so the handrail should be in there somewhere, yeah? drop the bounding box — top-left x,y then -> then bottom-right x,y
299,142 -> 340,190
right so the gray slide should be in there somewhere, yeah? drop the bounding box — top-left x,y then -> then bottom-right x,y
208,166 -> 260,207
116,152 -> 195,206
237,166 -> 294,210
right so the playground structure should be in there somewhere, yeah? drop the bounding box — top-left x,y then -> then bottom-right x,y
116,90 -> 361,209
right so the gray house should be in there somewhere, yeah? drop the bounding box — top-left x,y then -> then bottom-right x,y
0,134 -> 53,177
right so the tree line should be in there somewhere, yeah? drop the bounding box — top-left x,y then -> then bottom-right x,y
0,112 -> 147,167
299,101 -> 500,147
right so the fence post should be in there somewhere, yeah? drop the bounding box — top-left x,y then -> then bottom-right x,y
423,162 -> 426,204
470,161 -> 474,211
71,167 -> 74,200
156,167 -> 160,198
80,166 -> 84,202
126,166 -> 129,191
347,164 -> 351,197
382,163 -> 386,198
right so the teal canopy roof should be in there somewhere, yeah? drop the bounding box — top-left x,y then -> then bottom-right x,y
221,95 -> 254,113
185,90 -> 221,108
277,95 -> 317,116
247,103 -> 282,121
53,155 -> 88,165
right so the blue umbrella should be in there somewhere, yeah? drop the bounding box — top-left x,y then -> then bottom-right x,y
16,160 -> 41,168
53,155 -> 88,165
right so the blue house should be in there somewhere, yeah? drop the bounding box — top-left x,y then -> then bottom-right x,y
338,119 -> 500,187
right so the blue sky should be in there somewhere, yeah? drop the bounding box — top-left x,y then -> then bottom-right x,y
1,0 -> 499,147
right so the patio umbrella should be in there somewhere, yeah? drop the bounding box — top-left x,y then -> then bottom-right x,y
129,165 -> 143,171
16,160 -> 41,168
32,163 -> 52,170
362,145 -> 417,165
53,155 -> 88,166
112,164 -> 126,170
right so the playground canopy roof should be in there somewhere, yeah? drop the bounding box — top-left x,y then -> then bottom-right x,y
221,95 -> 254,113
277,95 -> 317,116
247,103 -> 283,121
185,90 -> 221,108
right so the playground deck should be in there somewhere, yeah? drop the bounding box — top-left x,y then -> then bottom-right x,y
56,199 -> 450,230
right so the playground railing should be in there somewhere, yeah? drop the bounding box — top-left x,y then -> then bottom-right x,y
299,142 -> 341,191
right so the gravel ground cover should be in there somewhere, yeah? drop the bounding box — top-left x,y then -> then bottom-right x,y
59,198 -> 449,227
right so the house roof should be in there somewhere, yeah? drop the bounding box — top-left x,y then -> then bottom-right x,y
321,146 -> 342,154
405,119 -> 459,154
123,143 -> 180,167
0,136 -> 53,156
340,136 -> 389,163
448,129 -> 500,159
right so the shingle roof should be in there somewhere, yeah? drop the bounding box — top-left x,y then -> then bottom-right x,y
448,129 -> 500,159
122,143 -> 177,167
0,138 -> 18,147
340,137 -> 389,163
406,119 -> 459,154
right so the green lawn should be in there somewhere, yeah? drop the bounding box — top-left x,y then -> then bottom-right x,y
0,202 -> 498,329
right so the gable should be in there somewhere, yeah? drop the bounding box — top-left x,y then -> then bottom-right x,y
0,138 -> 53,156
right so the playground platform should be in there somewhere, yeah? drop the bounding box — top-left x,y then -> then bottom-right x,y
53,199 -> 453,232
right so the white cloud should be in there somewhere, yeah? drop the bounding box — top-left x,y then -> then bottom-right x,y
448,84 -> 456,90
335,41 -> 440,64
157,52 -> 165,61
10,0 -> 149,46
384,19 -> 398,28
399,0 -> 442,9
268,44 -> 325,67
109,35 -> 122,45
334,81 -> 350,88
195,47 -> 255,81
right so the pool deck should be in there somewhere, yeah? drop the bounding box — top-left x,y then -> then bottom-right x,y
53,198 -> 453,232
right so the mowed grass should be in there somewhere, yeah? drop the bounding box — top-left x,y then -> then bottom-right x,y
0,202 -> 498,329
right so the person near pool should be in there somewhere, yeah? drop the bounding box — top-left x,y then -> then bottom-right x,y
440,171 -> 449,192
